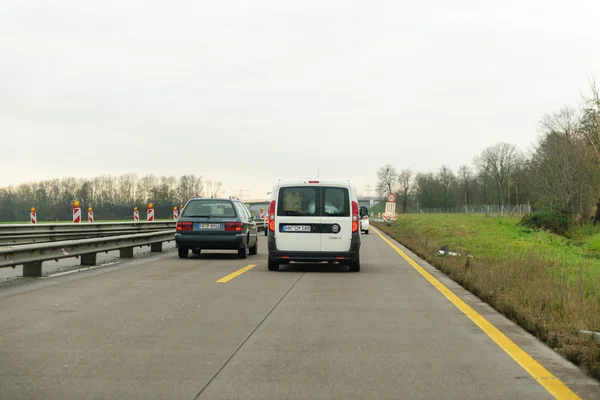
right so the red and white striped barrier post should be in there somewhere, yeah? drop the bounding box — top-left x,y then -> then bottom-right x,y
73,201 -> 81,223
30,207 -> 37,224
173,206 -> 178,220
259,207 -> 265,220
133,207 -> 140,222
88,207 -> 94,223
180,204 -> 183,215
147,203 -> 154,222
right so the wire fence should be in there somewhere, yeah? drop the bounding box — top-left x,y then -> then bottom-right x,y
416,204 -> 531,217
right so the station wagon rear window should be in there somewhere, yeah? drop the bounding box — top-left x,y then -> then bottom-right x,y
182,200 -> 237,218
277,186 -> 349,217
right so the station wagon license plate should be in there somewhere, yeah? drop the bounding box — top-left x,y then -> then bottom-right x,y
282,225 -> 311,232
197,223 -> 221,229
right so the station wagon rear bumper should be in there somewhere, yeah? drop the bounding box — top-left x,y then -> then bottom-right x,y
175,233 -> 245,250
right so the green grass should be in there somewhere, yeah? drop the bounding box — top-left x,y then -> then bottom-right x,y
390,214 -> 600,276
373,214 -> 600,380
367,201 -> 386,216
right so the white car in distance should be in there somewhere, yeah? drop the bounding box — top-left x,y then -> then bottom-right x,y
359,206 -> 369,234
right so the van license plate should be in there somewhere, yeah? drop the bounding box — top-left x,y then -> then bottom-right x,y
282,225 -> 311,232
198,223 -> 221,229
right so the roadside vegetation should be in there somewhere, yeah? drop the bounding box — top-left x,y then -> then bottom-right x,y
373,81 -> 600,380
0,174 -> 224,222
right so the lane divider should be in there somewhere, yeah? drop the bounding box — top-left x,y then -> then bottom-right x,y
216,264 -> 257,283
371,226 -> 580,400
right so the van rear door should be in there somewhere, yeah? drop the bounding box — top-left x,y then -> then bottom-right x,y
275,184 -> 321,252
320,185 -> 352,252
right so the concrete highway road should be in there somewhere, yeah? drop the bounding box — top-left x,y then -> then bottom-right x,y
1,228 -> 599,400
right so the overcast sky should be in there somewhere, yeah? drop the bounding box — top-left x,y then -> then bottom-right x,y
1,0 -> 599,199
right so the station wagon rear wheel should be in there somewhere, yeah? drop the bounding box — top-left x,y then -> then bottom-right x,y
249,239 -> 258,255
238,241 -> 248,259
178,247 -> 189,259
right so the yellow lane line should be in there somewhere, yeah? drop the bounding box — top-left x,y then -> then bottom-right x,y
216,264 -> 257,283
371,226 -> 580,400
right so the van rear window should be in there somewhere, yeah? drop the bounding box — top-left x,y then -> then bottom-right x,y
277,186 -> 349,217
278,187 -> 317,216
323,187 -> 350,217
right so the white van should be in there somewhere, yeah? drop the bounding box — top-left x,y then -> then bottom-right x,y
266,179 -> 361,272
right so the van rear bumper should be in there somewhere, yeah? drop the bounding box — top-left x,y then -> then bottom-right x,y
267,231 -> 361,263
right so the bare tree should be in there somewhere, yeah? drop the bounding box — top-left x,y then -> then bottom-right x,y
397,169 -> 413,213
578,78 -> 600,161
376,164 -> 398,197
457,165 -> 474,206
205,180 -> 224,198
539,106 -> 580,143
437,165 -> 456,209
178,174 -> 203,202
476,142 -> 521,206
529,132 -> 597,220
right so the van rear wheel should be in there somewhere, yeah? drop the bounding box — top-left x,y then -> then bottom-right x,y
349,254 -> 360,272
268,258 -> 279,271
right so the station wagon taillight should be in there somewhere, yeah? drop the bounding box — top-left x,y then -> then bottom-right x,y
268,200 -> 276,232
224,222 -> 243,232
351,201 -> 359,232
176,221 -> 192,231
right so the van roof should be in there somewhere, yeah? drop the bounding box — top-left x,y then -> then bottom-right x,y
276,178 -> 353,187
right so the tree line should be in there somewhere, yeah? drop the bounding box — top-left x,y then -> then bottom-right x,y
376,80 -> 600,226
0,174 -> 224,222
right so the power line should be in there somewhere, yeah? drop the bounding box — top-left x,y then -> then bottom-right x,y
233,189 -> 250,201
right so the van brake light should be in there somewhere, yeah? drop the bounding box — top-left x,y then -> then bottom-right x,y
351,201 -> 359,232
268,200 -> 276,232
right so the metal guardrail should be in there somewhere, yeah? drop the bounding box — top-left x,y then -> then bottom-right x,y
0,221 -> 177,246
0,230 -> 176,277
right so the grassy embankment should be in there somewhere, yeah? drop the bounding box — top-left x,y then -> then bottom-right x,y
373,214 -> 600,380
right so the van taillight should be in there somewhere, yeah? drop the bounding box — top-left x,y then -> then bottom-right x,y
268,200 -> 276,232
176,221 -> 192,231
224,222 -> 243,232
351,201 -> 359,232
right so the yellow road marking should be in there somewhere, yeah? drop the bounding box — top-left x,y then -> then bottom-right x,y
216,264 -> 257,283
371,226 -> 580,400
